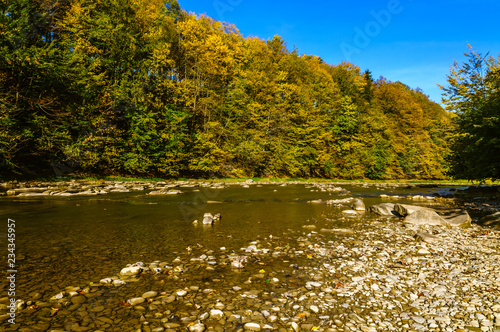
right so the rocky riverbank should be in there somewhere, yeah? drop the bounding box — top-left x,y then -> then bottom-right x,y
2,187 -> 500,332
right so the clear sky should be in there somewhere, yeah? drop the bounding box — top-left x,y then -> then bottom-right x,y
177,0 -> 500,105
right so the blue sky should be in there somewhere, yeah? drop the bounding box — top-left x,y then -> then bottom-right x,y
178,0 -> 500,105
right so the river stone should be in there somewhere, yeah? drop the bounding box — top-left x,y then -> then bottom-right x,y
441,209 -> 472,228
352,198 -> 366,211
142,291 -> 158,298
404,210 -> 450,227
395,204 -> 433,217
369,203 -> 398,216
210,309 -> 225,319
308,199 -> 324,204
120,266 -> 143,276
71,296 -> 86,304
90,305 -> 105,312
244,322 -> 261,331
100,277 -> 113,284
165,295 -> 176,303
113,279 -> 126,286
129,297 -> 145,305
203,213 -> 214,225
417,248 -> 431,256
189,323 -> 206,332
164,323 -> 181,329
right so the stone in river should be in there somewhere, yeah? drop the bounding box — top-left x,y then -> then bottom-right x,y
352,198 -> 366,211
129,297 -> 145,306
203,213 -> 214,225
404,209 -> 450,227
100,278 -> 113,284
142,291 -> 158,298
308,199 -> 324,204
244,322 -> 261,331
71,296 -> 86,304
230,256 -> 247,268
120,266 -> 143,277
369,203 -> 399,216
165,294 -> 176,303
113,279 -> 126,286
90,305 -> 105,312
210,309 -> 225,319
164,323 -> 181,329
189,323 -> 206,332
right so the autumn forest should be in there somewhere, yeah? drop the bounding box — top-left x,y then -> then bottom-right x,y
1,0 -> 499,180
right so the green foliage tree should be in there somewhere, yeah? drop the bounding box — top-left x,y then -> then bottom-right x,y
0,0 -> 453,180
440,47 -> 500,181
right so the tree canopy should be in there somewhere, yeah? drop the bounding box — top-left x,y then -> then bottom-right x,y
440,47 -> 500,181
1,0 -> 453,179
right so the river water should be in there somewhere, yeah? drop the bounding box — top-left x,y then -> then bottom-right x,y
0,182 -> 465,330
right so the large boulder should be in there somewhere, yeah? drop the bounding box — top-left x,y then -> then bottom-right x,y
394,204 -> 433,217
369,203 -> 399,216
403,210 -> 450,227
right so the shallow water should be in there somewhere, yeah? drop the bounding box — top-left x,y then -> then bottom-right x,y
0,183 -> 456,297
0,182 -> 464,330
